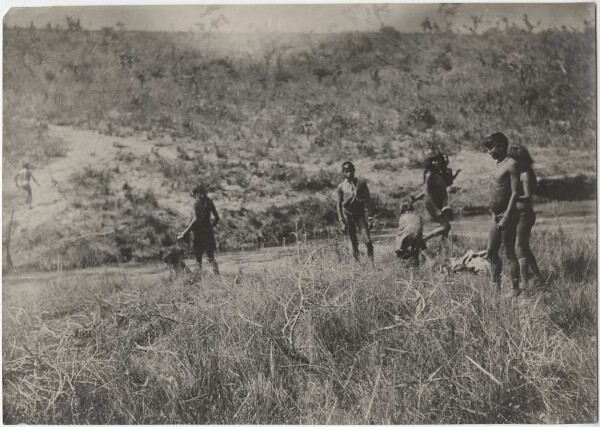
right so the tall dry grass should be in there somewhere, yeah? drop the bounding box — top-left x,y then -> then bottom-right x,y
3,231 -> 596,424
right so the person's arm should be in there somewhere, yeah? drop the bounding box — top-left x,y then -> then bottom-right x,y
30,172 -> 40,187
14,173 -> 19,187
517,172 -> 532,203
336,185 -> 346,229
210,201 -> 220,228
411,192 -> 425,202
498,163 -> 520,229
178,207 -> 198,240
364,182 -> 374,228
452,169 -> 461,180
364,182 -> 372,219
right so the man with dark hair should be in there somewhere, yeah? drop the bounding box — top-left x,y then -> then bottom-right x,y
337,161 -> 374,262
484,132 -> 521,296
177,184 -> 220,276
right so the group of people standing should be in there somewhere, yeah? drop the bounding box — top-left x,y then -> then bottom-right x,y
335,132 -> 541,297
166,131 -> 541,296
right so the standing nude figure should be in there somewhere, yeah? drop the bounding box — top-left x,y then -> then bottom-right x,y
484,133 -> 522,297
507,145 -> 542,288
14,162 -> 40,209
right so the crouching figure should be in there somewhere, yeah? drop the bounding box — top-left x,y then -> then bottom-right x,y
395,199 -> 427,267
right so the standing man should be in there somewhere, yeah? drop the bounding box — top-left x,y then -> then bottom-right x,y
14,162 -> 40,209
337,161 -> 374,262
484,133 -> 521,297
177,184 -> 220,276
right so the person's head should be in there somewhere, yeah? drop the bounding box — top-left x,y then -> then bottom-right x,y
432,153 -> 447,170
190,184 -> 207,200
341,161 -> 355,180
507,145 -> 534,173
423,153 -> 445,178
22,161 -> 29,169
483,132 -> 509,160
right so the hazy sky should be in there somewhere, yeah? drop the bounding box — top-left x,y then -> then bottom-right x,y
3,2 -> 595,33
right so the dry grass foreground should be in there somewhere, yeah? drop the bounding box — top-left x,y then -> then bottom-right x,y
3,230 -> 596,424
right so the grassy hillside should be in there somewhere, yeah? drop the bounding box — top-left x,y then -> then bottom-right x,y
2,23 -> 596,270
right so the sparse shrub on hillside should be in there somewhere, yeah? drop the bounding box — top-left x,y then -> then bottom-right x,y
372,160 -> 401,172
430,51 -> 453,71
408,106 -> 437,131
406,153 -> 424,170
69,166 -> 113,196
412,130 -> 456,157
3,117 -> 68,168
291,169 -> 339,192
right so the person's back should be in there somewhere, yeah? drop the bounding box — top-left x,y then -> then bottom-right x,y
395,199 -> 425,264
191,197 -> 216,232
16,168 -> 31,186
425,170 -> 447,210
396,212 -> 424,252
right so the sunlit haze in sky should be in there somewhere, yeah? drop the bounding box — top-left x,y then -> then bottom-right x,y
3,3 -> 595,33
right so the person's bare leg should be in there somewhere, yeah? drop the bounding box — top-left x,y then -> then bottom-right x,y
207,249 -> 219,275
358,216 -> 374,263
195,253 -> 203,276
347,218 -> 360,261
25,186 -> 32,209
502,220 -> 520,296
486,221 -> 502,292
423,214 -> 451,241
517,210 -> 541,287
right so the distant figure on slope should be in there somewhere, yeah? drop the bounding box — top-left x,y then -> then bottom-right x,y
411,153 -> 461,241
484,132 -> 521,297
395,198 -> 427,267
507,144 -> 542,289
14,162 -> 40,209
336,161 -> 374,263
177,184 -> 220,276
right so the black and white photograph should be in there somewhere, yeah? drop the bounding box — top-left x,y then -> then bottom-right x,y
2,2 -> 597,424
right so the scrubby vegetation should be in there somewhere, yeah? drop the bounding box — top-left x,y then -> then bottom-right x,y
2,10 -> 596,270
3,231 -> 596,423
4,20 -> 595,153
